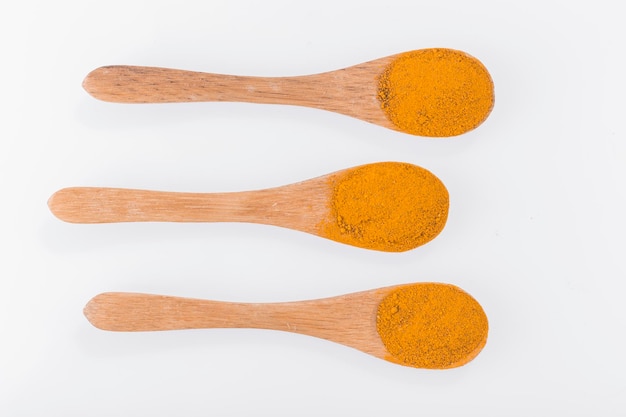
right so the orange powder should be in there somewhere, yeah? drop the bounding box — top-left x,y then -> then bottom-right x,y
319,162 -> 448,252
377,283 -> 488,369
378,48 -> 494,137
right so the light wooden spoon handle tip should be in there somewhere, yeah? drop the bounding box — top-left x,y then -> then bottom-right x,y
48,187 -> 109,223
82,66 -> 167,103
82,69 -> 95,95
48,188 -> 76,223
83,293 -> 109,330
82,66 -> 117,102
84,292 -> 166,331
83,66 -> 167,103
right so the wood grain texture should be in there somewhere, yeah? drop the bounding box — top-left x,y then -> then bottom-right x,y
47,173 -> 333,235
84,287 -> 394,361
82,56 -> 397,130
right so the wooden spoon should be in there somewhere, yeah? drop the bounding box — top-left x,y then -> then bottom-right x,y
84,283 -> 488,369
47,162 -> 449,252
83,48 -> 494,137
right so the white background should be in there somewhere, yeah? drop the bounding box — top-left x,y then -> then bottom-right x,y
1,0 -> 625,415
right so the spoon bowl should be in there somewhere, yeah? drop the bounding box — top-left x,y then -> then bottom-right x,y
83,48 -> 494,137
84,283 -> 488,369
48,162 -> 449,252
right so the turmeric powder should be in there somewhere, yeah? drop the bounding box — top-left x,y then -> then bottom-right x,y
377,283 -> 488,369
319,162 -> 448,252
378,48 -> 494,137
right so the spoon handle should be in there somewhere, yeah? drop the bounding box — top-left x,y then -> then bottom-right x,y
83,66 -> 318,104
84,292 -> 387,357
48,187 -> 255,223
82,63 -> 394,126
85,292 -> 306,331
48,186 -> 328,232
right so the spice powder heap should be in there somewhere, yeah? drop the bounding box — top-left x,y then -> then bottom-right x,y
376,283 -> 488,369
378,48 -> 494,137
319,162 -> 448,252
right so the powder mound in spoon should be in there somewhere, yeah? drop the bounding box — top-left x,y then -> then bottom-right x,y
320,162 -> 448,252
378,48 -> 494,137
376,283 -> 488,369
